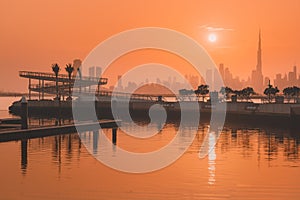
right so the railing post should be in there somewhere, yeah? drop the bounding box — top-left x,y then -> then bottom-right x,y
42,80 -> 44,100
38,79 -> 41,100
28,78 -> 31,100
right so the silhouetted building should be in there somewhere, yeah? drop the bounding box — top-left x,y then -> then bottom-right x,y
219,63 -> 224,80
186,75 -> 199,89
117,75 -> 123,91
206,69 -> 213,87
274,66 -> 299,90
125,81 -> 137,92
224,67 -> 231,84
251,30 -> 264,93
264,76 -> 270,88
88,66 -> 95,77
288,65 -> 297,86
96,67 -> 102,78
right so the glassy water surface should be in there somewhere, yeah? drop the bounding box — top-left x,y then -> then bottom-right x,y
0,97 -> 300,199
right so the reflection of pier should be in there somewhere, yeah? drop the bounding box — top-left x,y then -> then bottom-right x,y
0,120 -> 120,175
11,121 -> 300,176
21,139 -> 28,174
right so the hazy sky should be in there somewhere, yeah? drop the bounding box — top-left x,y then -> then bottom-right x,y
1,0 -> 300,92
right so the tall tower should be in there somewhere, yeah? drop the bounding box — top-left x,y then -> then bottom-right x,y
251,29 -> 264,93
256,29 -> 262,73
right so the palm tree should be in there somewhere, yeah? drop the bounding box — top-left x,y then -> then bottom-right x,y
241,87 -> 255,101
65,63 -> 74,100
194,84 -> 209,101
292,86 -> 300,102
52,63 -> 60,100
220,86 -> 233,100
283,87 -> 293,102
179,89 -> 194,101
291,86 -> 300,103
264,84 -> 279,103
283,86 -> 300,103
233,89 -> 243,101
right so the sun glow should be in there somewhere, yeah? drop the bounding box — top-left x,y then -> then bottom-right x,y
208,33 -> 217,43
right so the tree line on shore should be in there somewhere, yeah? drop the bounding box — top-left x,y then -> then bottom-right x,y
179,84 -> 300,102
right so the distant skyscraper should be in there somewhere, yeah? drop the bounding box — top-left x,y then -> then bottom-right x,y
251,30 -> 264,93
256,29 -> 262,73
96,67 -> 102,78
213,68 -> 222,91
224,67 -> 232,85
264,76 -> 270,88
189,75 -> 199,89
219,63 -> 224,81
88,66 -> 95,91
88,66 -> 95,77
117,75 -> 123,91
206,69 -> 213,88
288,65 -> 297,86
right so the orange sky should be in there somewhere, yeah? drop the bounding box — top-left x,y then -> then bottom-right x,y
1,0 -> 300,92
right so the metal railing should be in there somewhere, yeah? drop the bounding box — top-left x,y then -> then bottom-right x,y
19,71 -> 108,85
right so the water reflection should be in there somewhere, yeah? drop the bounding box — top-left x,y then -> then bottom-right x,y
11,122 -> 300,178
66,134 -> 73,162
93,130 -> 99,154
283,137 -> 299,160
1,119 -> 299,200
208,131 -> 216,185
21,139 -> 28,175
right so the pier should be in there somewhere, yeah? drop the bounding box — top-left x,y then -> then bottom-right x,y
20,70 -> 169,101
0,119 -> 120,143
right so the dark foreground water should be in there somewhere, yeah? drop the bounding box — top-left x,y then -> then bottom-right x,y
1,97 -> 300,199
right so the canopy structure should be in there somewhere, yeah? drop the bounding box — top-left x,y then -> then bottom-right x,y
20,71 -> 108,100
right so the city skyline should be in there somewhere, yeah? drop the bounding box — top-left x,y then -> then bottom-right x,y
4,53 -> 298,95
88,30 -> 300,94
1,41 -> 299,93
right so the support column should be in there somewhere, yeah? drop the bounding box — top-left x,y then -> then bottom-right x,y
21,96 -> 28,129
112,128 -> 117,145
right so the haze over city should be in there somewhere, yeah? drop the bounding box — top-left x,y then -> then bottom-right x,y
1,0 -> 300,92
2,1 -> 300,200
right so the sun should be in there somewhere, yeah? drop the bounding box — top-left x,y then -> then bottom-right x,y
208,33 -> 217,43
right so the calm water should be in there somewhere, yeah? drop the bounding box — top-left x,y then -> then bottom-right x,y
0,96 -> 20,118
0,97 -> 300,199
